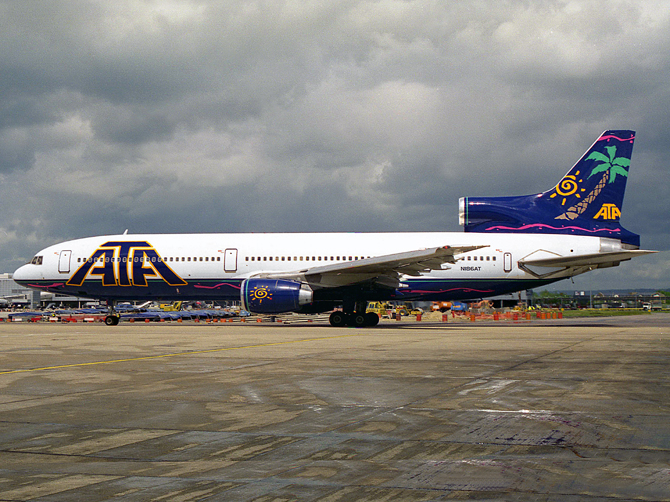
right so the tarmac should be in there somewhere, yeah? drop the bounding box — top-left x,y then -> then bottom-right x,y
0,314 -> 669,501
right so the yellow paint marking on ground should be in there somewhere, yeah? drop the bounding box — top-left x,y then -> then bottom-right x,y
0,332 -> 368,375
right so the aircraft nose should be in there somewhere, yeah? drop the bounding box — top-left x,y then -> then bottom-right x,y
13,264 -> 35,285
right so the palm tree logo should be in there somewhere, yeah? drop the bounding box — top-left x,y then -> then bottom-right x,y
555,145 -> 630,220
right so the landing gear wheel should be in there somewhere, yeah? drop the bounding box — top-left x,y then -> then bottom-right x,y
351,313 -> 368,327
329,311 -> 348,327
365,312 -> 379,327
104,315 -> 120,326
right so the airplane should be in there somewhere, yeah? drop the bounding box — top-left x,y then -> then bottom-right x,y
13,130 -> 656,327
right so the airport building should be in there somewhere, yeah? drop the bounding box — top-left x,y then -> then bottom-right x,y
0,273 -> 91,308
0,273 -> 39,307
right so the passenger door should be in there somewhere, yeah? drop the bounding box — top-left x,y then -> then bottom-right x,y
58,250 -> 72,273
224,248 -> 238,273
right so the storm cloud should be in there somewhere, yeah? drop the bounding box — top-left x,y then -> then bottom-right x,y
1,0 -> 668,290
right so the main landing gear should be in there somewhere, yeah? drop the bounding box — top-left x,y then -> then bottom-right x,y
329,300 -> 379,327
104,300 -> 120,326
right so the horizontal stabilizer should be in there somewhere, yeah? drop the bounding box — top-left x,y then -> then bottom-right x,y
519,249 -> 657,279
520,249 -> 656,268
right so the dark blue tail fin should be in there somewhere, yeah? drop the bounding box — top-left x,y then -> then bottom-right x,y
459,130 -> 640,247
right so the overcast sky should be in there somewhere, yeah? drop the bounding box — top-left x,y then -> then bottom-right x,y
1,0 -> 668,291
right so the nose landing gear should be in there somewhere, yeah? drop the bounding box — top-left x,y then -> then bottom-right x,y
104,315 -> 120,326
104,300 -> 120,326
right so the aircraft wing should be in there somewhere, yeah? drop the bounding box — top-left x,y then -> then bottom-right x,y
261,245 -> 486,288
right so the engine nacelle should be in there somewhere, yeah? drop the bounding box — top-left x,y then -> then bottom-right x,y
241,278 -> 313,314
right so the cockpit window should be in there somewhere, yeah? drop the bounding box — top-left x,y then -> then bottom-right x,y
29,256 -> 43,265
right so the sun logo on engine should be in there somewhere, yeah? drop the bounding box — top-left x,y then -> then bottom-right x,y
549,171 -> 586,206
250,285 -> 272,303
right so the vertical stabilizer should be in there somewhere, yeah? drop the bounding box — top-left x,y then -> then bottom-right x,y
460,130 -> 639,247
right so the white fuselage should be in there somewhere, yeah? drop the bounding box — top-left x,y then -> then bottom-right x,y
13,231 -> 610,304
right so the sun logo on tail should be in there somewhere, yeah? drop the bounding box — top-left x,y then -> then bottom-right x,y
550,171 -> 586,205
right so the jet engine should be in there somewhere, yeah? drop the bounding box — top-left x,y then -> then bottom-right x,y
241,278 -> 313,314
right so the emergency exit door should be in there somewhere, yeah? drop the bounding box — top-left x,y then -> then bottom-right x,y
503,252 -> 513,273
224,248 -> 238,273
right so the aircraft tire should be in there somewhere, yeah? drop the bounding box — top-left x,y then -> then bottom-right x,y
329,311 -> 347,327
104,315 -> 120,326
365,312 -> 379,327
351,313 -> 368,328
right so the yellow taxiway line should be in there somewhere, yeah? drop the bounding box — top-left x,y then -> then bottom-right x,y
0,332 -> 369,375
